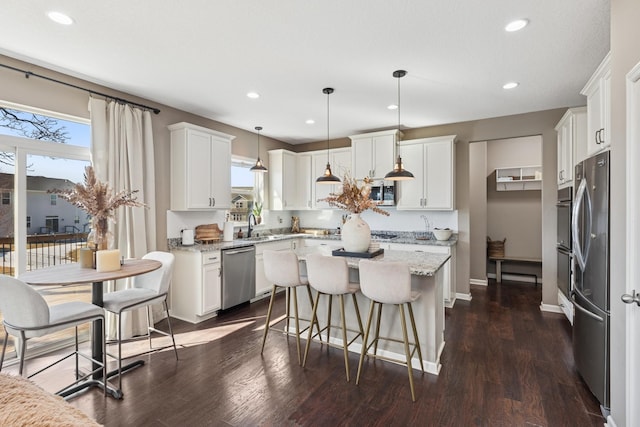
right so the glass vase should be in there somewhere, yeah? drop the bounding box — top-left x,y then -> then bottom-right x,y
88,217 -> 113,250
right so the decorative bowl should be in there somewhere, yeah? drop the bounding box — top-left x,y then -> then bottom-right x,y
433,228 -> 453,241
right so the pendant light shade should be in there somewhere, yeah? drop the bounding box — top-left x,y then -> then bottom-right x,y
250,126 -> 268,172
316,87 -> 341,184
385,70 -> 414,181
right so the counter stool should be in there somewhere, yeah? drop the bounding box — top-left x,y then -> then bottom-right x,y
355,259 -> 424,402
261,250 -> 321,365
302,253 -> 364,381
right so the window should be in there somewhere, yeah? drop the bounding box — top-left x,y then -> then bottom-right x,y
50,194 -> 57,206
230,157 -> 262,223
0,102 -> 91,364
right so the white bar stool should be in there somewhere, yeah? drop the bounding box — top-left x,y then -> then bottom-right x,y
261,250 -> 321,365
302,253 -> 364,381
355,259 -> 424,402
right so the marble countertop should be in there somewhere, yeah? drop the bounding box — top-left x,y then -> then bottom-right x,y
168,231 -> 457,254
294,246 -> 450,277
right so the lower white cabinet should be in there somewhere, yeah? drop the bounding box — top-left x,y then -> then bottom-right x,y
255,240 -> 297,297
170,250 -> 221,323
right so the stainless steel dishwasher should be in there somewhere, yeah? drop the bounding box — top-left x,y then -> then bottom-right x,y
221,245 -> 256,310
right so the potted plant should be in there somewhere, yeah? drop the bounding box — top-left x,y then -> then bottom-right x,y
252,202 -> 263,225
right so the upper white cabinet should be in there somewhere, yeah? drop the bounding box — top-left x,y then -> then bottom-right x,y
269,149 -> 298,210
169,122 -> 234,210
396,135 -> 456,210
296,153 -> 313,209
555,107 -> 587,188
350,130 -> 401,180
312,147 -> 351,209
581,52 -> 611,156
495,166 -> 542,191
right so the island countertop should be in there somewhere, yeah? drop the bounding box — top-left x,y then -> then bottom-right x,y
294,246 -> 450,277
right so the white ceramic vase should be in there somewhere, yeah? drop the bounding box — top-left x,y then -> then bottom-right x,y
341,213 -> 371,253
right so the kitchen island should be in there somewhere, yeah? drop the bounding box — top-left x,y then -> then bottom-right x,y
293,246 -> 450,375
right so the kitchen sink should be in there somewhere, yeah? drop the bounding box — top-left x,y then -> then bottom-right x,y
241,234 -> 285,242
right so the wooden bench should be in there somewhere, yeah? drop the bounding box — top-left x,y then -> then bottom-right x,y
489,256 -> 542,285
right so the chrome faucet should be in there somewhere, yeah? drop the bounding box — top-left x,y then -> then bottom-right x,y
247,213 -> 256,238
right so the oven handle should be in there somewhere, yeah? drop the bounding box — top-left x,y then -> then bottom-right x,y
223,247 -> 255,256
556,201 -> 572,208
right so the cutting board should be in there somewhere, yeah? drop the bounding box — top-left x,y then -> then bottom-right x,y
195,223 -> 222,242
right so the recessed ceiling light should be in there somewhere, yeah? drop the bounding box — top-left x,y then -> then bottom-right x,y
387,104 -> 398,110
505,19 -> 528,32
305,119 -> 315,125
47,11 -> 74,25
503,82 -> 519,89
246,92 -> 260,99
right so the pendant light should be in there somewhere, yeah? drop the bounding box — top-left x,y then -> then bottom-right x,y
250,126 -> 268,172
385,70 -> 414,181
316,87 -> 341,184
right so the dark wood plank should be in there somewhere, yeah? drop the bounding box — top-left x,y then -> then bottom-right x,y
3,279 -> 604,426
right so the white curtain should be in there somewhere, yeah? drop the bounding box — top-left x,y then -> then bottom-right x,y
89,98 -> 157,340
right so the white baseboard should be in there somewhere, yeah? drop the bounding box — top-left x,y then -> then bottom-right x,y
539,302 -> 564,314
470,278 -> 487,286
557,290 -> 574,325
488,273 -> 540,284
456,292 -> 472,301
606,414 -> 618,427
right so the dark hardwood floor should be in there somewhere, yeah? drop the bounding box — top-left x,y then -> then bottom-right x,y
8,280 -> 604,426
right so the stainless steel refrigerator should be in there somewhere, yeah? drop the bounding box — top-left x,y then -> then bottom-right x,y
571,150 -> 610,409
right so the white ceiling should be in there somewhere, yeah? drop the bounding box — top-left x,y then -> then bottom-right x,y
0,1 -> 610,144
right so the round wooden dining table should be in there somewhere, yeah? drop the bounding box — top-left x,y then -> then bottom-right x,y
18,258 -> 161,399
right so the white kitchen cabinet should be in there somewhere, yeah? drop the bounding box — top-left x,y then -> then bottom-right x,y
495,165 -> 542,191
255,240 -> 297,297
387,243 -> 456,308
170,250 -> 221,323
581,52 -> 611,156
312,147 -> 351,209
169,122 -> 234,210
396,135 -> 456,210
350,130 -> 401,180
269,149 -> 297,210
296,153 -> 313,209
555,107 -> 587,187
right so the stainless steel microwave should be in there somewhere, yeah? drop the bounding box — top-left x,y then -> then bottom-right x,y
369,181 -> 396,206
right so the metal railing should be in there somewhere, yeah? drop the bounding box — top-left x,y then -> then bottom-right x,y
0,232 -> 89,275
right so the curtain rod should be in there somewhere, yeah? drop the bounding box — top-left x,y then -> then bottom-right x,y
0,62 -> 161,114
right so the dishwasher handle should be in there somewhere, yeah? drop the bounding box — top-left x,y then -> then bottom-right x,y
224,247 -> 255,256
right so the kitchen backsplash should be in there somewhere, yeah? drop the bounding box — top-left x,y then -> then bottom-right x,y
167,208 -> 457,239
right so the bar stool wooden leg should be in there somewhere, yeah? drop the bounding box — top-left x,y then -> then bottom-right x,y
261,285 -> 278,354
305,285 -> 323,342
292,287 -> 302,365
339,294 -> 350,381
303,291 -> 322,367
399,303 -> 416,402
373,303 -> 383,356
407,303 -> 424,372
326,294 -> 333,343
356,300 -> 376,385
352,294 -> 364,337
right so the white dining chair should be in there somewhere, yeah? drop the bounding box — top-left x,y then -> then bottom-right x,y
101,251 -> 178,391
355,259 -> 424,402
0,274 -> 107,396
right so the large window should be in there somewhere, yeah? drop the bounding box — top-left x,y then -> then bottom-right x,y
230,157 -> 263,223
0,102 -> 92,364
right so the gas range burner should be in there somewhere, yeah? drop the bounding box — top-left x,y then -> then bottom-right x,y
370,232 -> 398,241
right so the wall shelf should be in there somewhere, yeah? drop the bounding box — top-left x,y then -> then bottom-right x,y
495,165 -> 542,191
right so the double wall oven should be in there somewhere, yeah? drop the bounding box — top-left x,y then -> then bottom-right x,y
557,187 -> 572,298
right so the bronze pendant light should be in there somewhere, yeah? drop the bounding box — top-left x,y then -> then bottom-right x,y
250,126 -> 268,172
316,87 -> 341,184
385,70 -> 414,181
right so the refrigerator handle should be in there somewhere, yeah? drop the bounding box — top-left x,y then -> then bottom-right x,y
570,290 -> 604,322
572,178 -> 587,271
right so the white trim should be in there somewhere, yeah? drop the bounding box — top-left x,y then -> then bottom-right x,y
456,292 -> 472,301
558,289 -> 574,325
606,414 -> 618,427
540,302 -> 563,314
0,99 -> 91,125
624,60 -> 640,427
470,278 -> 487,286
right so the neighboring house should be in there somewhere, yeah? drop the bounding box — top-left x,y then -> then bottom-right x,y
0,173 -> 90,237
230,192 -> 253,222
